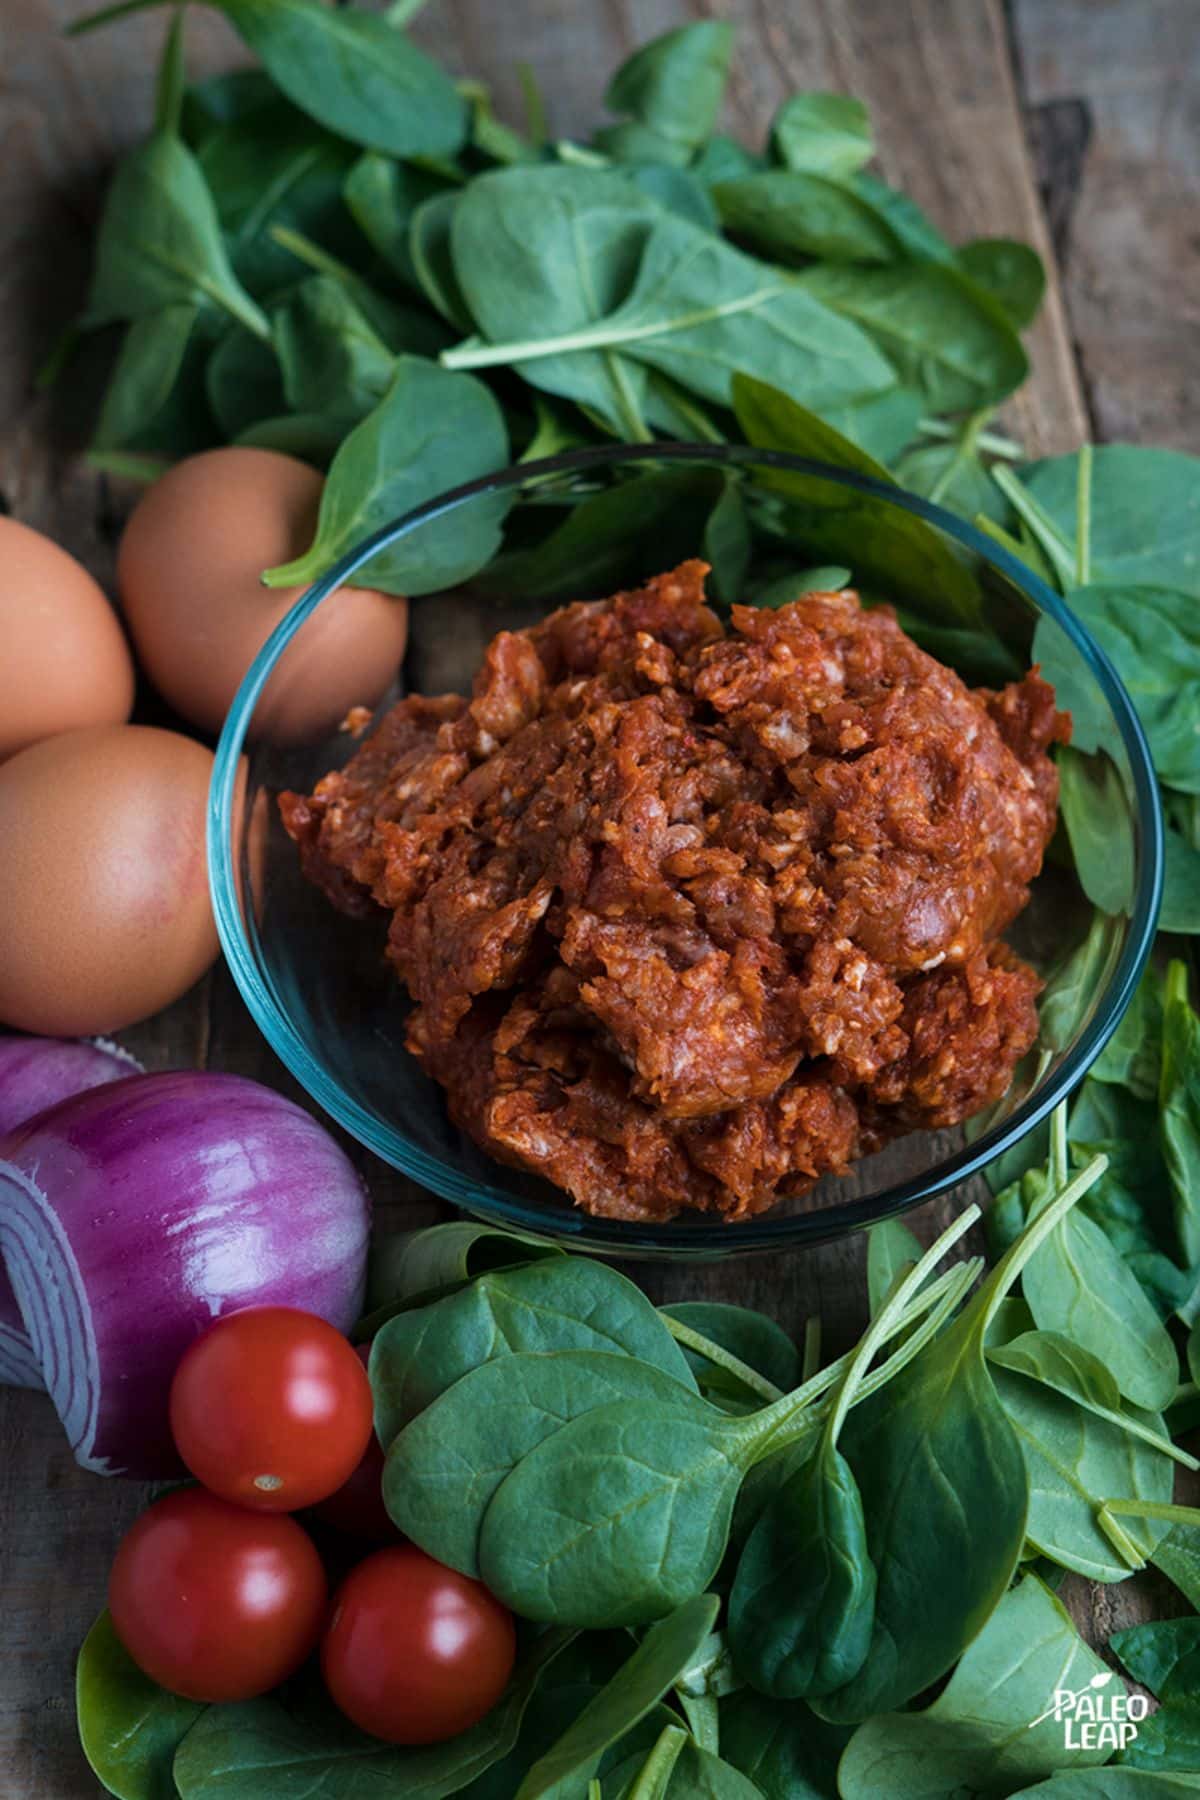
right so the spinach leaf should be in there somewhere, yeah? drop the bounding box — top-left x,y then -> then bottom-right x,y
625,165 -> 720,232
260,354 -> 509,596
1057,746 -> 1137,918
410,191 -> 474,331
847,173 -> 957,263
1016,447 -> 1200,598
481,1222 -> 983,1630
795,260 -> 1027,413
88,131 -> 269,340
446,173 -> 896,429
271,275 -> 393,418
371,1255 -> 696,1446
769,93 -> 873,179
1163,824 -> 1200,935
839,1574 -> 1114,1799
93,302 -> 199,451
988,1364 -> 1174,1581
592,120 -> 692,169
732,373 -> 982,623
448,167 -> 661,435
814,384 -> 923,463
181,66 -> 278,144
173,1631 -> 573,1798
384,1349 -> 707,1576
1038,910 -> 1124,1054
865,1218 -> 922,1315
714,171 -> 903,264
77,1610 -> 204,1800
234,409 -> 356,463
1091,964 -> 1163,1100
692,135 -> 764,187
1022,1160 -> 1178,1412
196,0 -> 468,162
719,1690 -> 848,1800
1154,1527 -> 1200,1611
989,1330 -> 1190,1466
482,467 -> 750,605
659,1303 -> 799,1402
658,1742 -> 765,1799
750,566 -> 853,607
1116,1644 -> 1200,1774
478,1398 -> 771,1626
1112,1619 -> 1200,1699
197,98 -> 361,299
205,322 -> 285,439
1011,1776 -> 1200,1797
1160,960 -> 1200,1268
958,238 -> 1047,330
603,23 -> 734,158
514,1595 -> 719,1798
1047,586 -> 1200,792
344,152 -> 450,290
815,1155 -> 1107,1721
894,432 -> 1009,526
365,1220 -> 560,1317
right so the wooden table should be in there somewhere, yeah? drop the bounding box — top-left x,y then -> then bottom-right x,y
2,3 -> 1198,1791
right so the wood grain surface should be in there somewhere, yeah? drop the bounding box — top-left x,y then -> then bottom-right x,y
0,2 -> 1196,1792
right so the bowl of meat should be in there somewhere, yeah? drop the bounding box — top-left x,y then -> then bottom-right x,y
209,444 -> 1162,1256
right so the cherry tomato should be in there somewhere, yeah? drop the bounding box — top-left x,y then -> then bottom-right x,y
108,1487 -> 327,1702
321,1546 -> 516,1744
169,1305 -> 374,1511
311,1346 -> 399,1543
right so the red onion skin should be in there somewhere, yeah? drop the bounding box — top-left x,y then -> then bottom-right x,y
0,1035 -> 139,1135
0,1035 -> 140,1388
0,1071 -> 370,1477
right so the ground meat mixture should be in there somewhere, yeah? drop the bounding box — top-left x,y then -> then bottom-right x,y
280,562 -> 1069,1222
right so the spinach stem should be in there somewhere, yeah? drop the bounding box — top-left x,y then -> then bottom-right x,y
991,465 -> 1079,590
1075,441 -> 1093,586
270,225 -> 361,289
823,1206 -> 982,1446
917,416 -> 1023,459
627,1725 -> 687,1798
440,285 -> 791,369
663,1316 -> 784,1404
65,0 -> 166,35
980,1149 -> 1108,1333
1096,1505 -> 1151,1572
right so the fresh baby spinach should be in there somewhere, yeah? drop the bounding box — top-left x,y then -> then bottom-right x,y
865,1217 -> 922,1316
958,238 -> 1047,330
93,303 -> 200,453
513,1595 -> 718,1798
77,1610 -> 204,1800
769,92 -> 873,179
87,131 -> 269,340
714,170 -> 905,265
815,1152 -> 1107,1722
838,1574 -> 1115,1799
795,259 -> 1027,413
1013,446 -> 1200,598
371,1254 -> 696,1446
603,22 -> 734,159
659,1302 -> 799,1404
364,1219 -> 560,1319
383,1349 -> 707,1576
1160,961 -> 1200,1268
718,1690 -> 848,1800
173,1630 -> 574,1799
261,354 -> 509,596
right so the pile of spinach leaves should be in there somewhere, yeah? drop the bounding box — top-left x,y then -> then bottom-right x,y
77,1181 -> 1200,1798
64,1 -> 1043,597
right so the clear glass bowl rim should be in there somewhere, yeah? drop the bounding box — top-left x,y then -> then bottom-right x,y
208,442 -> 1164,1254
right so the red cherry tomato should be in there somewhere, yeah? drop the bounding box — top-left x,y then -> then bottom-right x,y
311,1346 -> 399,1543
108,1487 -> 327,1702
321,1546 -> 516,1744
169,1306 -> 374,1511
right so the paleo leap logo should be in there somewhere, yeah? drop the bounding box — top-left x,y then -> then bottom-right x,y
1028,1671 -> 1147,1751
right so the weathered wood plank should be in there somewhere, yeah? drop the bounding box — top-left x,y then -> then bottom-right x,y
1011,0 -> 1200,452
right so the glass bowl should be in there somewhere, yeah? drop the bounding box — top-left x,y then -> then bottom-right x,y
208,445 -> 1162,1258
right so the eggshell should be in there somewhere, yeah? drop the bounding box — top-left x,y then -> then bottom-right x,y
0,725 -> 221,1035
117,448 -> 409,742
0,516 -> 134,761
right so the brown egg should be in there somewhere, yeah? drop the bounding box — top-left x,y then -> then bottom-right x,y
117,448 -> 408,743
0,515 -> 134,761
0,725 -> 221,1035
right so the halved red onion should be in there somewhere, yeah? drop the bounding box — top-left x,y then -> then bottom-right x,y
0,1034 -> 141,1388
0,1071 -> 370,1476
